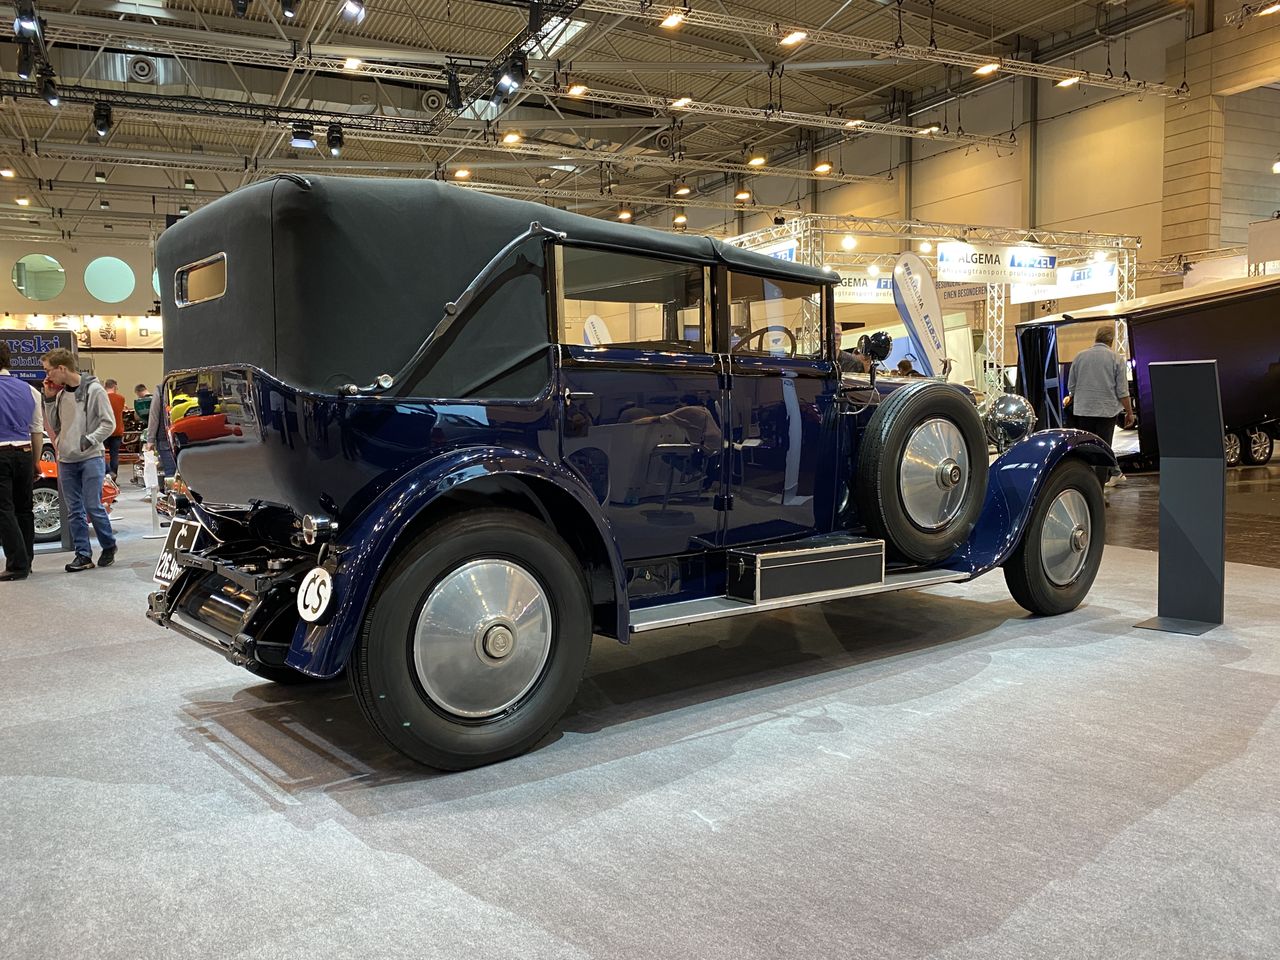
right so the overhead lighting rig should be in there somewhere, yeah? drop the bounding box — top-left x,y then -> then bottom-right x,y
327,123 -> 343,157
1226,2 -> 1280,26
92,101 -> 112,137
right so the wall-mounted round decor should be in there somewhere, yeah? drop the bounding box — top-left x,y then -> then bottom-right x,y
11,253 -> 66,301
84,256 -> 136,304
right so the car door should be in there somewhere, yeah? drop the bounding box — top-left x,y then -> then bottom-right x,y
722,269 -> 840,546
554,244 -> 725,563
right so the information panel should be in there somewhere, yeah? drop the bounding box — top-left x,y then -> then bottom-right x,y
1,330 -> 76,383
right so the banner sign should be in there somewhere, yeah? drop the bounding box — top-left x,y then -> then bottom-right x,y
834,270 -> 895,304
757,239 -> 798,262
936,241 -> 1058,285
1,330 -> 75,383
891,253 -> 947,377
939,283 -> 988,305
1009,260 -> 1118,305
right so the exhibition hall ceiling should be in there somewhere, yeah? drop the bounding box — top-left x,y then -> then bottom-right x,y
0,0 -> 1187,240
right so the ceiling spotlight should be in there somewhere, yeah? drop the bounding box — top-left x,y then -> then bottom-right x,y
496,55 -> 526,94
0,168 -> 14,178
453,168 -> 471,179
343,57 -> 362,71
734,188 -> 751,201
845,118 -> 865,128
673,182 -> 691,196
232,0 -> 249,16
282,0 -> 297,18
919,240 -> 933,253
327,123 -> 343,157
617,208 -> 633,221
95,170 -> 107,183
39,74 -> 59,108
1092,250 -> 1111,263
779,30 -> 807,47
747,153 -> 767,167
15,196 -> 30,206
184,176 -> 195,190
918,123 -> 941,135
446,67 -> 463,110
341,0 -> 366,23
841,234 -> 857,250
660,10 -> 685,28
974,62 -> 1000,77
16,40 -> 33,80
813,160 -> 832,174
671,96 -> 692,109
13,0 -> 38,37
567,82 -> 588,96
290,122 -> 316,149
1261,2 -> 1280,13
178,203 -> 190,215
673,212 -> 687,225
1056,75 -> 1081,88
99,199 -> 109,210
92,102 -> 112,138
867,264 -> 880,276
1272,153 -> 1280,175
501,131 -> 522,144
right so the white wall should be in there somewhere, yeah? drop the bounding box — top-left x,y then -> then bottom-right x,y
0,239 -> 159,316
1222,87 -> 1280,246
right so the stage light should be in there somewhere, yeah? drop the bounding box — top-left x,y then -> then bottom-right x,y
918,123 -> 940,135
0,168 -> 13,178
734,188 -> 751,201
1056,75 -> 1081,88
16,40 -> 33,80
341,0 -> 366,24
99,199 -> 109,210
184,177 -> 195,190
617,208 -> 633,221
446,67 -> 463,109
501,131 -> 522,144
813,160 -> 832,174
343,57 -> 362,71
671,96 -> 692,109
15,196 -> 30,206
567,82 -> 588,96
327,123 -> 343,157
496,56 -> 526,94
40,74 -> 58,108
290,122 -> 316,149
178,204 -> 190,215
747,152 -> 767,167
974,62 -> 1000,77
282,0 -> 297,18
453,168 -> 470,179
13,0 -> 37,37
660,10 -> 685,28
673,212 -> 687,225
841,234 -> 856,250
673,182 -> 691,196
93,102 -> 112,138
232,0 -> 249,17
779,30 -> 807,47
867,264 -> 880,276
919,240 -> 933,253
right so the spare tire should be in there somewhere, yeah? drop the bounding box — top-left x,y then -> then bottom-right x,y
855,381 -> 989,564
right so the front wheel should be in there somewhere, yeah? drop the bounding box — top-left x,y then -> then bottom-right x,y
1003,459 -> 1106,616
32,482 -> 61,543
349,509 -> 593,770
1242,428 -> 1274,465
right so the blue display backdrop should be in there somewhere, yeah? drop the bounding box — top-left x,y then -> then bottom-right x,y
1,330 -> 77,383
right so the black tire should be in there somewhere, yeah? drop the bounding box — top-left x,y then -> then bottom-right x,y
1003,458 -> 1105,616
1224,431 -> 1243,467
1242,428 -> 1273,466
32,481 -> 61,544
349,509 -> 592,770
855,381 -> 989,564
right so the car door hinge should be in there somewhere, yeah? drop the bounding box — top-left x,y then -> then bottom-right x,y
714,494 -> 734,511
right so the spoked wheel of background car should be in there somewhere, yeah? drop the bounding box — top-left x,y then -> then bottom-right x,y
1242,428 -> 1274,465
1224,431 -> 1243,467
32,483 -> 62,543
854,381 -> 990,564
350,508 -> 593,770
1003,459 -> 1105,616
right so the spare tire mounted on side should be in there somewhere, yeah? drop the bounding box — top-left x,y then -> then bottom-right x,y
855,381 -> 989,565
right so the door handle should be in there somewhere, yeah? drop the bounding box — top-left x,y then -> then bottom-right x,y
564,388 -> 594,401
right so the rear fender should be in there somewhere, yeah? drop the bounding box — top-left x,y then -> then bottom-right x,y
284,446 -> 627,678
946,429 -> 1116,577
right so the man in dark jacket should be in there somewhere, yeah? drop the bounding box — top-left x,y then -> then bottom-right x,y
0,341 -> 43,581
41,348 -> 118,572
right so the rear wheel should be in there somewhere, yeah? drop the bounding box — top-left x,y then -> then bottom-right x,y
1242,428 -> 1274,465
855,382 -> 989,564
32,482 -> 61,543
349,509 -> 592,770
1224,432 -> 1242,467
1003,459 -> 1105,616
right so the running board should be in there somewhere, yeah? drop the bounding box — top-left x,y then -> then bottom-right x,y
628,568 -> 971,634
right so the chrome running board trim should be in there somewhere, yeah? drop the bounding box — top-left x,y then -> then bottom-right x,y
628,568 -> 970,633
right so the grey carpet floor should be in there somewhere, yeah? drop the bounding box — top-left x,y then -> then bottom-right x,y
2,494 -> 1280,959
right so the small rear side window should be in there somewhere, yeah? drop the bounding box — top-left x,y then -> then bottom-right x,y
175,253 -> 227,307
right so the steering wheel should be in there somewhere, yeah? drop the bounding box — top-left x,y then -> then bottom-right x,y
732,325 -> 797,357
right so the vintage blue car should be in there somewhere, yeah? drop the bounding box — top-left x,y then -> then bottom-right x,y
147,176 -> 1114,770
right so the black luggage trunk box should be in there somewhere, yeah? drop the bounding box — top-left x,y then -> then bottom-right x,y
726,536 -> 885,604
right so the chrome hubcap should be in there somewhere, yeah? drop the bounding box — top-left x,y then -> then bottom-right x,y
412,559 -> 552,720
1042,488 -> 1092,586
900,418 -> 970,530
32,488 -> 60,536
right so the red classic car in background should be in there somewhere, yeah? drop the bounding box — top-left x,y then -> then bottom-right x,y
33,460 -> 120,544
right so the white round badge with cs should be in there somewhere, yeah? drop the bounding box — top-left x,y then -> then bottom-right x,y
297,567 -> 334,623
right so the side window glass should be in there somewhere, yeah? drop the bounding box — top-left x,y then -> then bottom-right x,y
728,272 -> 824,359
402,236 -> 551,399
559,246 -> 707,352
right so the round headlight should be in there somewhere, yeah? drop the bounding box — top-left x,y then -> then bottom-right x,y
984,393 -> 1037,450
301,514 -> 334,546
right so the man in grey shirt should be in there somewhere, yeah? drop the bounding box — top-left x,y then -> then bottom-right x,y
1066,325 -> 1135,449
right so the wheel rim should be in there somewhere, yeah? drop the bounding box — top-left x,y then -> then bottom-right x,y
899,417 -> 970,530
412,559 -> 553,720
32,488 -> 60,536
1225,433 -> 1240,464
1249,430 -> 1271,461
1041,488 -> 1092,587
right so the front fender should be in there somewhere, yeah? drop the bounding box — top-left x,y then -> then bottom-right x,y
284,446 -> 628,678
946,429 -> 1116,577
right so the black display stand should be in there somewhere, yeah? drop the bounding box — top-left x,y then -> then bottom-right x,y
1134,360 -> 1225,636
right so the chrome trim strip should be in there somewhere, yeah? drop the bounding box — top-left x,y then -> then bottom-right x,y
728,538 -> 885,562
174,251 -> 228,307
630,568 -> 970,633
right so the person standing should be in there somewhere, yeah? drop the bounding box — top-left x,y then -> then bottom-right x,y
144,381 -> 175,500
40,349 -> 118,572
133,383 -> 152,421
1065,326 -> 1136,448
103,378 -> 125,479
0,341 -> 43,582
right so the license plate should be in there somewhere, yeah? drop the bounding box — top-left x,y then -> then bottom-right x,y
153,518 -> 204,586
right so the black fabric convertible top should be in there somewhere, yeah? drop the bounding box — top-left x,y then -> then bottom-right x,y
156,175 -> 835,392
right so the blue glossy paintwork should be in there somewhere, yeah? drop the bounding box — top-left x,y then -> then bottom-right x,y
945,428 -> 1116,576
